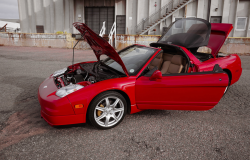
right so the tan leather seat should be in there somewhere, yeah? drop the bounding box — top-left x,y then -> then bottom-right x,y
161,55 -> 183,74
148,53 -> 163,70
162,53 -> 173,62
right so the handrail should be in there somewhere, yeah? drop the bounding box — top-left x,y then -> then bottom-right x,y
99,21 -> 106,37
108,22 -> 116,48
0,24 -> 7,32
136,0 -> 188,34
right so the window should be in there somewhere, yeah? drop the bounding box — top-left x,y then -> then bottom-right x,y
116,15 -> 126,34
236,17 -> 247,30
36,25 -> 44,33
210,16 -> 222,23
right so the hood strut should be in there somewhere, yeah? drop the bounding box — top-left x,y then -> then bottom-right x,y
72,31 -> 87,66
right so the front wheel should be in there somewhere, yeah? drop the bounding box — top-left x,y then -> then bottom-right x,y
88,91 -> 127,130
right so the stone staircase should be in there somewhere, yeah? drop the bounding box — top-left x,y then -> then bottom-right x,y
136,0 -> 194,35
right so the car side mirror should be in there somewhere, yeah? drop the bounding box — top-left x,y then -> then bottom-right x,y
150,70 -> 162,81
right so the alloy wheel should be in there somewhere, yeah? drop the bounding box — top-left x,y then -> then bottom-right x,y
94,96 -> 124,127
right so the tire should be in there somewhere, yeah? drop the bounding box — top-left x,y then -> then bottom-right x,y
224,72 -> 231,95
88,91 -> 127,130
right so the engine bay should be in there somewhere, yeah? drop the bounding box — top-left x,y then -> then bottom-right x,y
53,61 -> 124,88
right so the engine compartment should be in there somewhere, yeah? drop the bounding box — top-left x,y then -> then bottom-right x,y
53,62 -> 124,88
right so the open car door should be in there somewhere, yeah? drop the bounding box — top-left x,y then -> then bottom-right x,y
135,65 -> 228,111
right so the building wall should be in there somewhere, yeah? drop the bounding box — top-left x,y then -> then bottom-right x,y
116,0 -> 126,16
84,0 -> 115,6
234,0 -> 250,37
115,34 -> 250,54
18,0 -> 250,37
18,0 -> 73,33
1,32 -> 249,54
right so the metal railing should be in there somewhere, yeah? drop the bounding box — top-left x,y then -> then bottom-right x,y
135,0 -> 188,34
99,21 -> 106,37
108,22 -> 116,48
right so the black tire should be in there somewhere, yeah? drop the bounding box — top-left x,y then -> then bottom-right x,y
88,91 -> 127,130
224,72 -> 231,95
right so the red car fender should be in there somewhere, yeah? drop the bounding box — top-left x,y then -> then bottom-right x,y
66,77 -> 138,120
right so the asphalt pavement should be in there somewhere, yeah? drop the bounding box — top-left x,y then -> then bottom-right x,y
0,46 -> 249,160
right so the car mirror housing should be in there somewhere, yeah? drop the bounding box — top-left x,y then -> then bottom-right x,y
150,70 -> 162,81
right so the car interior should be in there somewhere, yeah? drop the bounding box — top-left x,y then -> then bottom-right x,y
148,44 -> 189,75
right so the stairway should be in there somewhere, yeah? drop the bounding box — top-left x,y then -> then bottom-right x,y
136,0 -> 194,35
0,24 -> 7,32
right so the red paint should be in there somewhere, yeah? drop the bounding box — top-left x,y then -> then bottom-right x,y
38,77 -> 75,116
208,23 -> 233,57
136,72 -> 228,110
38,21 -> 242,126
73,22 -> 129,76
149,70 -> 162,81
179,46 -> 242,85
41,110 -> 85,126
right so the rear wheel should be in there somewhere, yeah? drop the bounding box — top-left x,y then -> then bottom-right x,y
88,91 -> 127,130
224,72 -> 231,95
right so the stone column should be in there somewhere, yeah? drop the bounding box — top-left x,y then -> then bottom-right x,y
34,0 -> 45,27
18,0 -> 30,33
43,0 -> 51,33
197,0 -> 204,18
64,0 -> 70,33
232,0 -> 239,37
54,0 -> 64,32
222,0 -> 230,23
27,0 -> 36,33
50,0 -> 55,33
69,0 -> 74,33
126,0 -> 137,34
246,2 -> 250,37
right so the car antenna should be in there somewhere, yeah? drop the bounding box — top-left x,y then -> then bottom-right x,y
72,31 -> 86,67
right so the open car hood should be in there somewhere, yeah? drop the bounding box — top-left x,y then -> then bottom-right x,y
73,22 -> 129,76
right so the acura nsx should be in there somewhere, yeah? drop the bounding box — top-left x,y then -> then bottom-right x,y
38,18 -> 242,129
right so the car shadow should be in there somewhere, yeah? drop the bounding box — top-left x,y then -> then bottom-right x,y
53,123 -> 91,129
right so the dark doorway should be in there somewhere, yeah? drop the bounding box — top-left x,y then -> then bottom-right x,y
116,15 -> 126,34
85,7 -> 115,34
36,25 -> 44,33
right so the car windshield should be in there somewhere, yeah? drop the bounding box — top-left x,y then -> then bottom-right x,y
103,45 -> 157,75
158,18 -> 210,48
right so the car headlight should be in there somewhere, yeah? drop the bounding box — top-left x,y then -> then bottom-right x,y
56,84 -> 84,98
52,68 -> 67,77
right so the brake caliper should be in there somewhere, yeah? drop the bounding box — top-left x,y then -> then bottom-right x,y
97,104 -> 104,117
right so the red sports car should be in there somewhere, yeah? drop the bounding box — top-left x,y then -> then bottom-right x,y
38,18 -> 242,129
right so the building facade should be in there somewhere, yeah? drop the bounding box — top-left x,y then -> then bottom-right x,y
18,0 -> 250,37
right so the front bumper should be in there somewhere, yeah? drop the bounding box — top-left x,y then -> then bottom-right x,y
41,110 -> 85,126
38,76 -> 85,126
